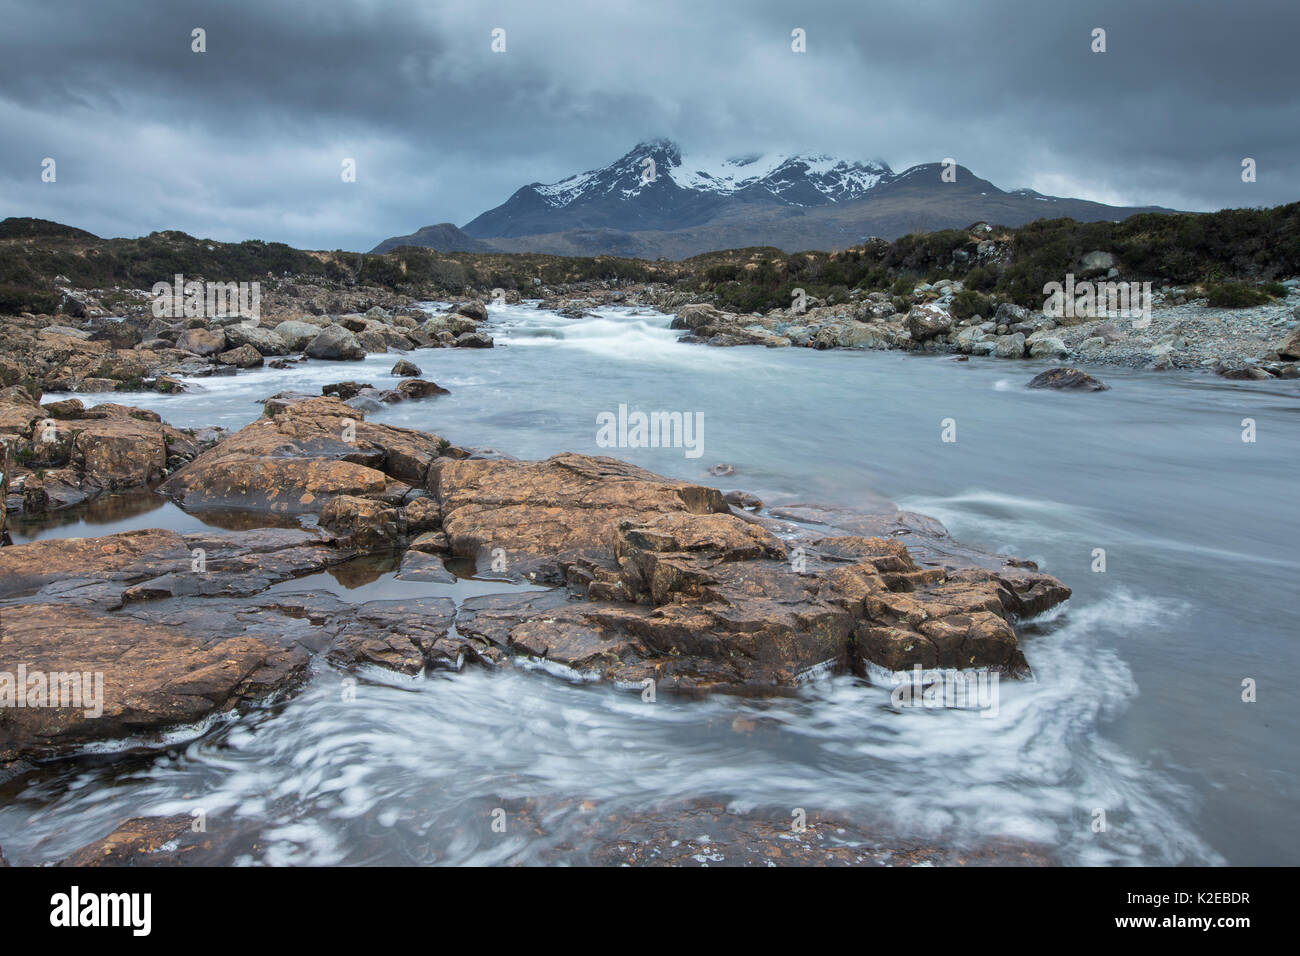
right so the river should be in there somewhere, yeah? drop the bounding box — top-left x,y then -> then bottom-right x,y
3,302 -> 1296,865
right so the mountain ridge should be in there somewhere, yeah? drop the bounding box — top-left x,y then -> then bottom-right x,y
371,140 -> 1178,258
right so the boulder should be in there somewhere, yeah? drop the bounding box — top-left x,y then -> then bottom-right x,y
216,344 -> 264,368
175,326 -> 227,357
904,304 -> 954,342
391,359 -> 422,377
1027,336 -> 1070,359
454,331 -> 494,348
455,301 -> 488,322
223,323 -> 288,356
1276,328 -> 1300,361
304,324 -> 365,361
994,332 -> 1026,358
274,319 -> 325,351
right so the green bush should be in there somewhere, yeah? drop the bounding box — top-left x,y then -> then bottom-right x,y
963,265 -> 997,292
1260,281 -> 1288,299
1205,283 -> 1273,308
950,289 -> 993,320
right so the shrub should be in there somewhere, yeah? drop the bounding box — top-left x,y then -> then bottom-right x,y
950,289 -> 993,320
963,265 -> 997,292
1205,283 -> 1273,308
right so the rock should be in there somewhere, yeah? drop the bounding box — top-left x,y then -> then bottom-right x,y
160,397 -> 455,513
1027,336 -> 1069,359
319,495 -> 402,549
1276,328 -> 1300,361
1026,368 -> 1110,391
432,452 -> 730,582
393,378 -> 449,400
274,319 -> 325,351
40,325 -> 90,340
321,381 -> 372,401
419,314 -> 479,338
1080,336 -> 1107,350
391,359 -> 421,377
724,490 -> 763,511
216,344 -> 264,368
904,304 -> 954,342
454,332 -> 494,348
707,463 -> 735,477
223,323 -> 288,356
304,324 -> 365,361
955,326 -> 988,353
455,301 -> 488,322
1078,250 -> 1117,278
1216,364 -> 1273,381
671,303 -> 734,332
394,550 -> 457,583
994,332 -> 1026,358
0,526 -> 369,762
993,303 -> 1031,326
174,326 -> 227,357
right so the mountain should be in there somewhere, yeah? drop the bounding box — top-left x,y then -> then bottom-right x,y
371,140 -> 1177,258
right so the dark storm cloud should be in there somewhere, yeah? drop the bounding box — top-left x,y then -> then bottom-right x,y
1,0 -> 1296,250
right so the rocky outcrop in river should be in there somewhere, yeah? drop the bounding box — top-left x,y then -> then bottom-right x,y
1,395 -> 1069,770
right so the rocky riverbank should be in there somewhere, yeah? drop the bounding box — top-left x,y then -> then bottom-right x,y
657,282 -> 1300,379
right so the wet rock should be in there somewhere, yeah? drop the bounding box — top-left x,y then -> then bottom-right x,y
319,495 -> 402,549
305,324 -> 365,361
454,331 -> 494,348
394,550 -> 457,583
455,301 -> 488,322
392,378 -> 449,400
724,490 -> 763,511
1026,368 -> 1111,391
1215,363 -> 1273,381
322,381 -> 371,401
391,359 -> 421,377
57,815 -> 215,867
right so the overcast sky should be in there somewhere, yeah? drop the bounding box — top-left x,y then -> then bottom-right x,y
1,0 -> 1296,251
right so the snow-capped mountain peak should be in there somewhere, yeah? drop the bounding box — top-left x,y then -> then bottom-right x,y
529,140 -> 894,210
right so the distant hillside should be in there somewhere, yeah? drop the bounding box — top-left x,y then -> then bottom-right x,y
369,222 -> 497,254
3,203 -> 1296,317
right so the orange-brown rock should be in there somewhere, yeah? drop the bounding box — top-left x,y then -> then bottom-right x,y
431,452 -> 730,581
160,397 -> 451,514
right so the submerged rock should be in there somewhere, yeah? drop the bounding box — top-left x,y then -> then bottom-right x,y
1026,368 -> 1110,391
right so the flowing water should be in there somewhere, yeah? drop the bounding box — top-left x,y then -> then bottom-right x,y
3,302 -> 1297,865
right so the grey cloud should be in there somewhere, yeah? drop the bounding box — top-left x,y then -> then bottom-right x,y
1,0 -> 1296,251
